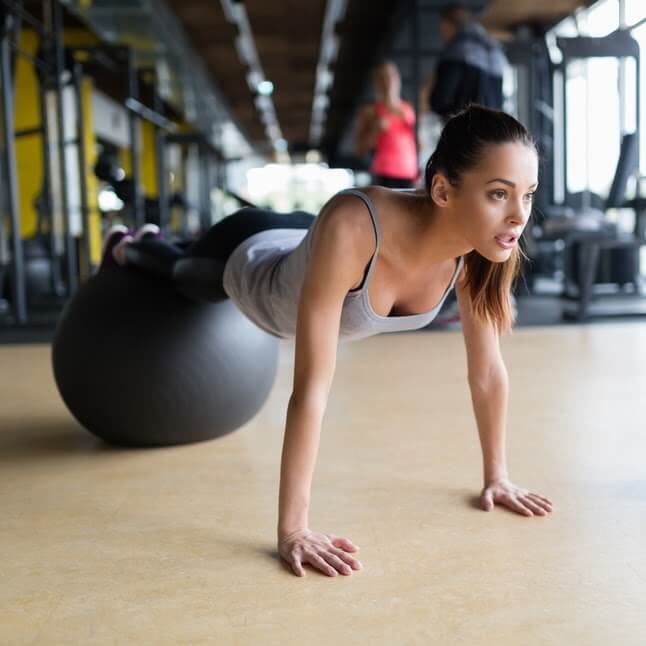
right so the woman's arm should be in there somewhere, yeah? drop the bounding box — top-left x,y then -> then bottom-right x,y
455,272 -> 554,517
353,106 -> 383,157
419,73 -> 435,113
468,361 -> 510,482
455,273 -> 509,483
278,198 -> 374,576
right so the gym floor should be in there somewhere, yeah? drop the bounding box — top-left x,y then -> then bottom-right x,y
2,324 -> 645,644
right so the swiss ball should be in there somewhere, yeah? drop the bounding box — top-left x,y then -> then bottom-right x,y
52,266 -> 279,447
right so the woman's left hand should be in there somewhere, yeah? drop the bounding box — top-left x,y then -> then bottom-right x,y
480,478 -> 553,517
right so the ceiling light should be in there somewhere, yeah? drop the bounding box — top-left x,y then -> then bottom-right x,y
257,80 -> 274,96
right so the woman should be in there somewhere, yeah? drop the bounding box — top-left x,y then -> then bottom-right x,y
102,105 -> 554,579
353,61 -> 418,189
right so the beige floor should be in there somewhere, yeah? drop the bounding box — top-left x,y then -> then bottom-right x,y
1,323 -> 645,645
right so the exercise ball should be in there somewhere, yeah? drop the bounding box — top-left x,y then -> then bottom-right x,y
52,266 -> 279,447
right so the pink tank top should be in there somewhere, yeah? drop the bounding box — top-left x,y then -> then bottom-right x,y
370,101 -> 418,181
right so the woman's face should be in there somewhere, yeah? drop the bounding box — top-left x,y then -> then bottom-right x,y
374,63 -> 401,98
449,142 -> 539,262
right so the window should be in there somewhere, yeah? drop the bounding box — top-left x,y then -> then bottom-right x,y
629,22 -> 646,173
550,0 -> 643,195
624,0 -> 646,28
565,58 -> 621,194
582,0 -> 620,37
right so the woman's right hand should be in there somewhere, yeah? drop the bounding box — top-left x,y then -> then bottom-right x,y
278,528 -> 363,577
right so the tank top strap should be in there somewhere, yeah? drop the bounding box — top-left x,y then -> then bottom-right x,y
451,255 -> 464,287
338,188 -> 381,287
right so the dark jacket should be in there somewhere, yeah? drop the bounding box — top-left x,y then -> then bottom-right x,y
430,22 -> 508,120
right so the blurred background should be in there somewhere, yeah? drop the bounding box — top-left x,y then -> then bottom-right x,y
2,0 -> 646,339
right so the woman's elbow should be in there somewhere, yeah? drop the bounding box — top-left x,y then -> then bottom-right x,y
467,361 -> 508,392
288,387 -> 329,415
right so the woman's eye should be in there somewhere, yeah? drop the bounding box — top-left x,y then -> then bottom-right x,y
490,190 -> 535,201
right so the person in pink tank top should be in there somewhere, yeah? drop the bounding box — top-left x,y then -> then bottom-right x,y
354,61 -> 418,188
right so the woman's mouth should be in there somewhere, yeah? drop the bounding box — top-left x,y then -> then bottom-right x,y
494,234 -> 517,250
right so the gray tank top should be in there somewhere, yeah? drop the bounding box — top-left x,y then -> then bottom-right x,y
222,189 -> 464,341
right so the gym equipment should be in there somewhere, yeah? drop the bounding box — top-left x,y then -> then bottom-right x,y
520,30 -> 646,319
51,266 -> 279,447
538,132 -> 646,320
1,2 -> 84,325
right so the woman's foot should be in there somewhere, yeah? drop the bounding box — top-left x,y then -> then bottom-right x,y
133,223 -> 161,242
112,234 -> 134,266
100,225 -> 131,270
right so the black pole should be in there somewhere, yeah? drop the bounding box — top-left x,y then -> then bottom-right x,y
37,50 -> 63,294
0,144 -> 6,283
0,106 -> 5,270
127,49 -> 144,228
198,141 -> 211,230
0,20 -> 27,323
411,0 -> 420,161
51,0 -> 78,294
152,73 -> 168,232
0,0 -> 47,36
73,61 -> 93,277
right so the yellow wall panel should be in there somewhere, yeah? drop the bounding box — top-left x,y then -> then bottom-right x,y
80,79 -> 102,267
141,120 -> 158,198
14,30 -> 41,239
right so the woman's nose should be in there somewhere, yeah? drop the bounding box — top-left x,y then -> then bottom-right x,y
509,202 -> 530,225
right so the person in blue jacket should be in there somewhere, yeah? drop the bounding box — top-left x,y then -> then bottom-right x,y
425,2 -> 509,123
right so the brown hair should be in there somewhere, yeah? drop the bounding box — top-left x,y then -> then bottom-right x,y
440,3 -> 472,30
424,104 -> 538,334
372,60 -> 399,83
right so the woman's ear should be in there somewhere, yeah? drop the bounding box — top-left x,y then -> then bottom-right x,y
430,173 -> 451,208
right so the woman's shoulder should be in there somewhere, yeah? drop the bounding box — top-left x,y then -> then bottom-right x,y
317,188 -> 380,234
326,186 -> 420,249
357,185 -> 420,211
323,184 -> 419,224
305,193 -> 376,285
312,188 -> 389,254
327,186 -> 396,222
